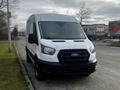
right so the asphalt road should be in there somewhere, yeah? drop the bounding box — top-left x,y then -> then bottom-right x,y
15,37 -> 120,90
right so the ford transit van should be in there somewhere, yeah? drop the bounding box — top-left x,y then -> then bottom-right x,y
26,13 -> 97,80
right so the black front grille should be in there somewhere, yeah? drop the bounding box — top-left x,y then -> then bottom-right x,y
58,49 -> 90,64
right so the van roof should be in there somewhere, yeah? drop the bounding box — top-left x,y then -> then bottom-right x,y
33,13 -> 78,23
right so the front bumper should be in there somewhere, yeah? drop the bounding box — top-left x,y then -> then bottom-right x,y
36,59 -> 97,74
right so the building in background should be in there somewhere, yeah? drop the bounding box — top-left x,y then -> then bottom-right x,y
109,20 -> 120,38
82,24 -> 108,40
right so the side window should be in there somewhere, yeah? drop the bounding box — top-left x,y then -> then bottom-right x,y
30,23 -> 33,34
27,22 -> 31,35
33,23 -> 38,44
27,22 -> 33,34
33,23 -> 37,37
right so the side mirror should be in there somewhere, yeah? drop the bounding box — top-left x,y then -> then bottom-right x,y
28,34 -> 37,44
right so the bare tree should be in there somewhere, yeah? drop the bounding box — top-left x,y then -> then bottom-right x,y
0,0 -> 18,8
0,0 -> 19,51
0,0 -> 6,17
0,0 -> 7,9
0,0 -> 19,16
77,2 -> 91,25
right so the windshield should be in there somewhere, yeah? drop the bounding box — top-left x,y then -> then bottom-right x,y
39,21 -> 86,39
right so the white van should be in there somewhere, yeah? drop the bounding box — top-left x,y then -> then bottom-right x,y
26,13 -> 97,80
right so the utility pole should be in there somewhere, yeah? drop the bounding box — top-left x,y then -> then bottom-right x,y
7,0 -> 12,52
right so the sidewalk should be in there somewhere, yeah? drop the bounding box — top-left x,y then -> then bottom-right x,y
14,41 -> 35,90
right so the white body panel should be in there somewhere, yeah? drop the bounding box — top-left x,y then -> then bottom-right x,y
26,13 -> 97,63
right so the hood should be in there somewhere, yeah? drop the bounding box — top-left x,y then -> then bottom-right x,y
40,39 -> 93,51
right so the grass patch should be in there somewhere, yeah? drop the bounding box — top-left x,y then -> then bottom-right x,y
0,42 -> 27,90
110,42 -> 120,47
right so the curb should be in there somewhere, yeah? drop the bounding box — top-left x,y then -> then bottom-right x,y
14,42 -> 35,90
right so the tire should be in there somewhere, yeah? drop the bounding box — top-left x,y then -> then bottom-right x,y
26,51 -> 32,63
34,62 -> 46,81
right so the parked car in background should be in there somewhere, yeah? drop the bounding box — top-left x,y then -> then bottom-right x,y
83,24 -> 108,40
109,20 -> 120,39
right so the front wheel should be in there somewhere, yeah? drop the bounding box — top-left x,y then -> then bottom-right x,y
34,63 -> 46,81
26,51 -> 32,63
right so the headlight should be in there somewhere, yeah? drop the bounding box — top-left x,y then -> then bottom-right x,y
41,44 -> 56,55
89,47 -> 95,54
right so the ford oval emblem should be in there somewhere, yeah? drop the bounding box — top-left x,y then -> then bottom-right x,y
71,53 -> 79,57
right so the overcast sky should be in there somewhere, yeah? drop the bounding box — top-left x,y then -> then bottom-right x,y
13,0 -> 120,31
